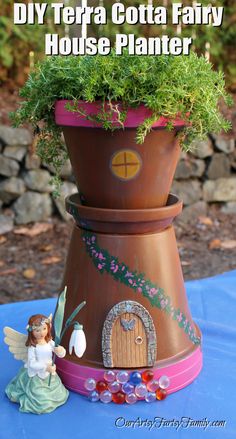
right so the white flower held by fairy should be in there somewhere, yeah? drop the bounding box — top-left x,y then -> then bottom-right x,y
69,323 -> 86,358
49,286 -> 86,385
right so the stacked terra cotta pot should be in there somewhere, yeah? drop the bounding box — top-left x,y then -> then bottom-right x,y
54,100 -> 202,396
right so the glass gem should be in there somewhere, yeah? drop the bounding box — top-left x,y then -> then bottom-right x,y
84,378 -> 96,391
159,375 -> 170,389
141,370 -> 154,383
122,382 -> 135,394
104,370 -> 116,383
116,371 -> 129,384
156,388 -> 167,400
112,391 -> 126,404
125,393 -> 138,404
145,392 -> 156,403
107,381 -> 121,393
147,379 -> 159,392
135,383 -> 148,398
96,381 -> 107,393
100,390 -> 112,403
129,371 -> 142,385
88,390 -> 100,402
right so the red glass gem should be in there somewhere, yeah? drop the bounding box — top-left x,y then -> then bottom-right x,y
141,370 -> 154,383
96,381 -> 107,393
156,388 -> 167,400
112,391 -> 126,404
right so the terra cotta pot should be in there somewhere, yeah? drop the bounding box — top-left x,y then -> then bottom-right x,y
55,100 -> 185,209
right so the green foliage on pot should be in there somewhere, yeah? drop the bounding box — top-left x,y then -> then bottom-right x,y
11,51 -> 231,194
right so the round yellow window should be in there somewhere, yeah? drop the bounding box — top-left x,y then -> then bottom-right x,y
110,149 -> 142,181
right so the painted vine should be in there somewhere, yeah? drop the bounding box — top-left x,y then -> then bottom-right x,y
82,231 -> 201,346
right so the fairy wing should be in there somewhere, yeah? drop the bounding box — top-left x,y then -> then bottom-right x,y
3,326 -> 28,362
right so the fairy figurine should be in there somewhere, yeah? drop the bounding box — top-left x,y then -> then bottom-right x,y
4,313 -> 69,414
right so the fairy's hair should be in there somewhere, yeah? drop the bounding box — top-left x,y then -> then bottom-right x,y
25,314 -> 52,347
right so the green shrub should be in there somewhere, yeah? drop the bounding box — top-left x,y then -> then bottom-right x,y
0,0 -> 62,85
12,51 -> 231,194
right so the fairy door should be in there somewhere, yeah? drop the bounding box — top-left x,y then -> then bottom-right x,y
112,312 -> 147,367
102,300 -> 157,368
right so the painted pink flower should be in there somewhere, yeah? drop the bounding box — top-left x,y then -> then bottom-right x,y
160,300 -> 167,308
137,287 -> 142,293
111,265 -> 119,273
128,279 -> 133,285
177,313 -> 182,322
125,271 -> 134,278
121,266 -> 125,271
97,264 -> 103,270
98,253 -> 105,260
91,236 -> 96,242
150,288 -> 158,297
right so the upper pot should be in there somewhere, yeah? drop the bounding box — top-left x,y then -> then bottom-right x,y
55,100 -> 185,209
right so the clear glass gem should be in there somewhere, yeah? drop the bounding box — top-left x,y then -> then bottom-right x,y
88,390 -> 99,402
135,383 -> 148,398
122,382 -> 135,394
84,378 -> 96,391
125,392 -> 138,404
107,381 -> 121,393
116,371 -> 129,384
159,375 -> 170,389
103,370 -> 116,383
100,390 -> 112,403
145,392 -> 156,403
147,379 -> 159,392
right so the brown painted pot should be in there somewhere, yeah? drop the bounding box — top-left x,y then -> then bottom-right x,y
55,100 -> 185,209
60,193 -> 201,370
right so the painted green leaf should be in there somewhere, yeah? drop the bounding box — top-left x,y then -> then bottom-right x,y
53,286 -> 67,345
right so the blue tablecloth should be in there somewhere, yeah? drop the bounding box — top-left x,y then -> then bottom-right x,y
1,270 -> 236,439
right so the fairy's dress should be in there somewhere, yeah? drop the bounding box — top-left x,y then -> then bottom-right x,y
5,340 -> 69,414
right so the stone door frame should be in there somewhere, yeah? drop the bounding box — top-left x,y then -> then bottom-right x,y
102,300 -> 157,367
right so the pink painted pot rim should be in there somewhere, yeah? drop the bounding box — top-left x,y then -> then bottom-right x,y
55,99 -> 188,129
56,343 -> 202,396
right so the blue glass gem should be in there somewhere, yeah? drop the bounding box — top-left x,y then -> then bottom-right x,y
129,371 -> 142,385
122,382 -> 135,394
88,390 -> 100,402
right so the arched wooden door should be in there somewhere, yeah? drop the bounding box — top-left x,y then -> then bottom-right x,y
102,301 -> 157,368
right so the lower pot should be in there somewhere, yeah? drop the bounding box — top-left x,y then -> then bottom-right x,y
56,193 -> 202,395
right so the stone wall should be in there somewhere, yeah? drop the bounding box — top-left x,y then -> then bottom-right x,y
0,125 -> 77,234
171,135 -> 236,222
0,124 -> 235,233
